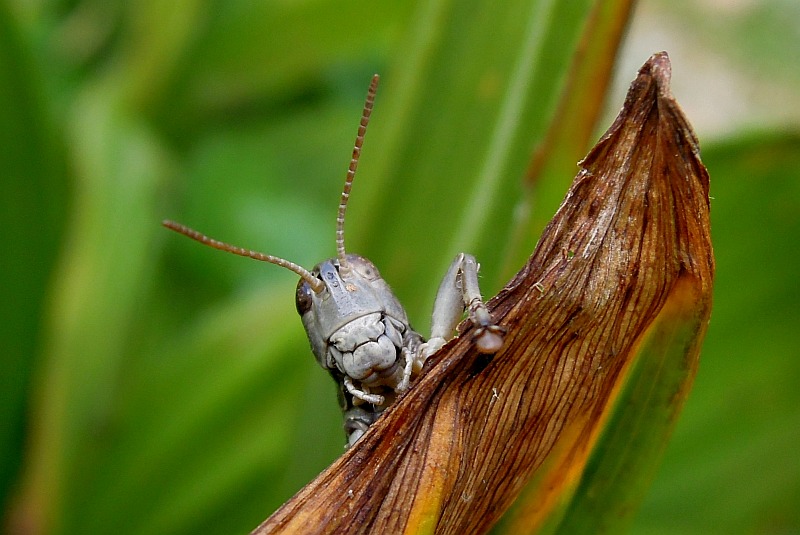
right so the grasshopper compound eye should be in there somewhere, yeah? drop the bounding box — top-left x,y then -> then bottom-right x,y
295,278 -> 315,316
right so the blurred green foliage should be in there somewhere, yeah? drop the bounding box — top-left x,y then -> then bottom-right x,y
1,0 -> 798,533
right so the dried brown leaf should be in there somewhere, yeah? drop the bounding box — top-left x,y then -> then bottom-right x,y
252,51 -> 714,535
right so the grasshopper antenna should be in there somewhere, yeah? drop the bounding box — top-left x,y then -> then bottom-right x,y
336,74 -> 379,277
162,220 -> 325,293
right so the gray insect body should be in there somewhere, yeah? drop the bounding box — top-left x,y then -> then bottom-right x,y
297,254 -> 425,444
164,75 -> 503,446
298,255 -> 420,395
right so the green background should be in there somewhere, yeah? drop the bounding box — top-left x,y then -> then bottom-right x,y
2,0 -> 797,533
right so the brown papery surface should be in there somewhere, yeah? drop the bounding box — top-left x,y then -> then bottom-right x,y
252,51 -> 714,535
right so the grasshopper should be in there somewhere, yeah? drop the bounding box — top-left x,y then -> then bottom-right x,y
163,75 -> 504,446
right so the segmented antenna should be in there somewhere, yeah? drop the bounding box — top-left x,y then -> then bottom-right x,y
336,74 -> 379,276
162,220 -> 324,293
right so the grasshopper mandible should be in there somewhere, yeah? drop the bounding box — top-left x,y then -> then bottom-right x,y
163,75 -> 504,446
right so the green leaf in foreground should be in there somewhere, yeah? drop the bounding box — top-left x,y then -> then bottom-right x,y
251,52 -> 713,535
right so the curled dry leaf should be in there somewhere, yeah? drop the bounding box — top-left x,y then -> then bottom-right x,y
252,51 -> 714,535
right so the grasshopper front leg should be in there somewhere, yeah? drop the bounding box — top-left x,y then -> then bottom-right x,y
399,253 -> 505,391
